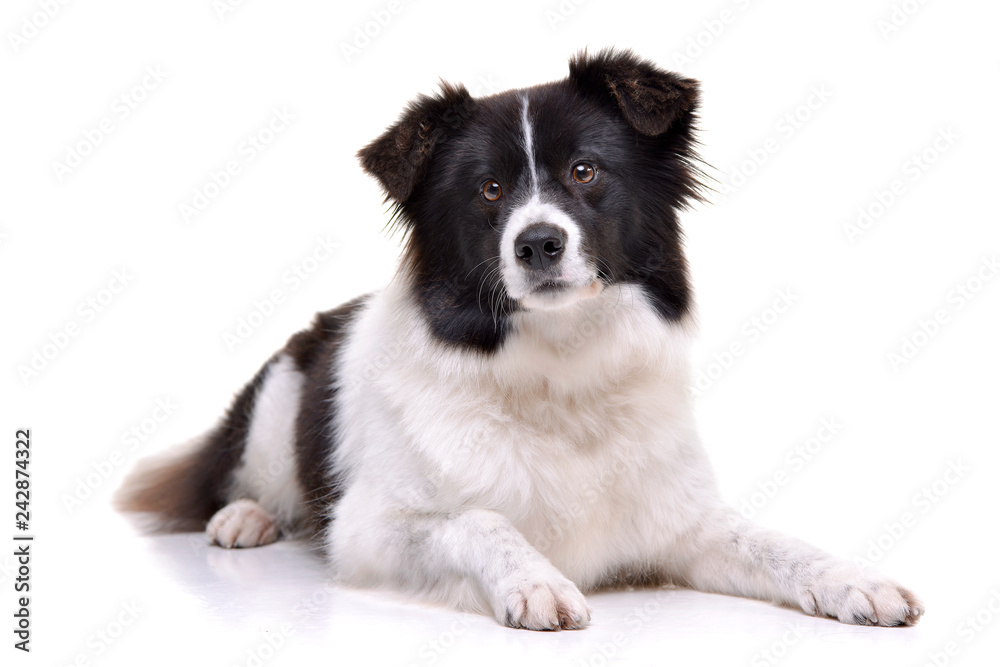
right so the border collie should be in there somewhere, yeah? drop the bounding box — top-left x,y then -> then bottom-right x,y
117,49 -> 923,630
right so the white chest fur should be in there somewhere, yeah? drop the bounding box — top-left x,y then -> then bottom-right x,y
332,280 -> 720,587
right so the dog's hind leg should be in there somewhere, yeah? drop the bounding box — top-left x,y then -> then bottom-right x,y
115,354 -> 307,544
206,498 -> 280,548
219,354 -> 308,544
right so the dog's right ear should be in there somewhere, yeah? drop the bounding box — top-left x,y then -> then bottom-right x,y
358,82 -> 473,203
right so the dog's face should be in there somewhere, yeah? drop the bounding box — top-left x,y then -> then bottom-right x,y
359,50 -> 702,351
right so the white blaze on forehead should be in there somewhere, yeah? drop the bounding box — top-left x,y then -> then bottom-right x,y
520,96 -> 539,196
503,97 -> 596,309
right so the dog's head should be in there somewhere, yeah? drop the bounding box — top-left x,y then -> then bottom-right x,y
359,49 -> 703,351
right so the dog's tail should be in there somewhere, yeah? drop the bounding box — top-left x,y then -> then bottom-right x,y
113,432 -> 228,533
113,349 -> 277,533
114,301 -> 366,535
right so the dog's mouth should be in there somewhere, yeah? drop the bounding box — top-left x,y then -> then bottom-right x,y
532,281 -> 571,293
519,278 -> 604,310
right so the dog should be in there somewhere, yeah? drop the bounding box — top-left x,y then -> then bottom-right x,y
116,49 -> 923,630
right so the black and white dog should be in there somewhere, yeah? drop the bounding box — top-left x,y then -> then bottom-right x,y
117,50 -> 923,630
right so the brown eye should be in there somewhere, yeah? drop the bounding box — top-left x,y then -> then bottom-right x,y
482,180 -> 502,201
572,162 -> 596,183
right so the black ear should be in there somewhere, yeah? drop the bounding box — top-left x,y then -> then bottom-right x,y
569,49 -> 699,136
357,82 -> 473,203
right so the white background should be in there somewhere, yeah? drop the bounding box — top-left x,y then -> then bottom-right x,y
2,1 -> 999,665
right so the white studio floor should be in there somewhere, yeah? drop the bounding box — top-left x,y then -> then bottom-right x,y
26,505 -> 990,667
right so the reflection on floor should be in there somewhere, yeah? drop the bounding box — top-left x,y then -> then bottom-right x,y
39,507 -> 925,667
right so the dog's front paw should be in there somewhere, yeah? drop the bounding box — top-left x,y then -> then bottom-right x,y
206,499 -> 279,548
797,563 -> 924,626
494,569 -> 591,631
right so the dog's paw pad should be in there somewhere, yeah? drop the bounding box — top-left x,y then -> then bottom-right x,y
206,499 -> 279,548
800,565 -> 924,627
498,573 -> 591,631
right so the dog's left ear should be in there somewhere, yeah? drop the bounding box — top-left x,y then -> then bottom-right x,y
358,82 -> 473,203
569,49 -> 698,136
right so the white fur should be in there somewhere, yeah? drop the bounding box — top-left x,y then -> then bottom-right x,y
228,354 -> 306,530
499,195 -> 595,306
520,96 -> 539,195
322,276 -> 922,628
207,498 -> 279,548
331,279 -> 698,619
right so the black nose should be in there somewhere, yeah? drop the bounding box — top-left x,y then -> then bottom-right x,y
514,225 -> 566,271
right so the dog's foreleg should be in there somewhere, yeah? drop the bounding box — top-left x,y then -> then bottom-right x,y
332,507 -> 591,630
669,509 -> 923,626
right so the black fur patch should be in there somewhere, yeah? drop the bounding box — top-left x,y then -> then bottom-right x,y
193,363 -> 273,518
286,296 -> 369,533
357,82 -> 475,204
